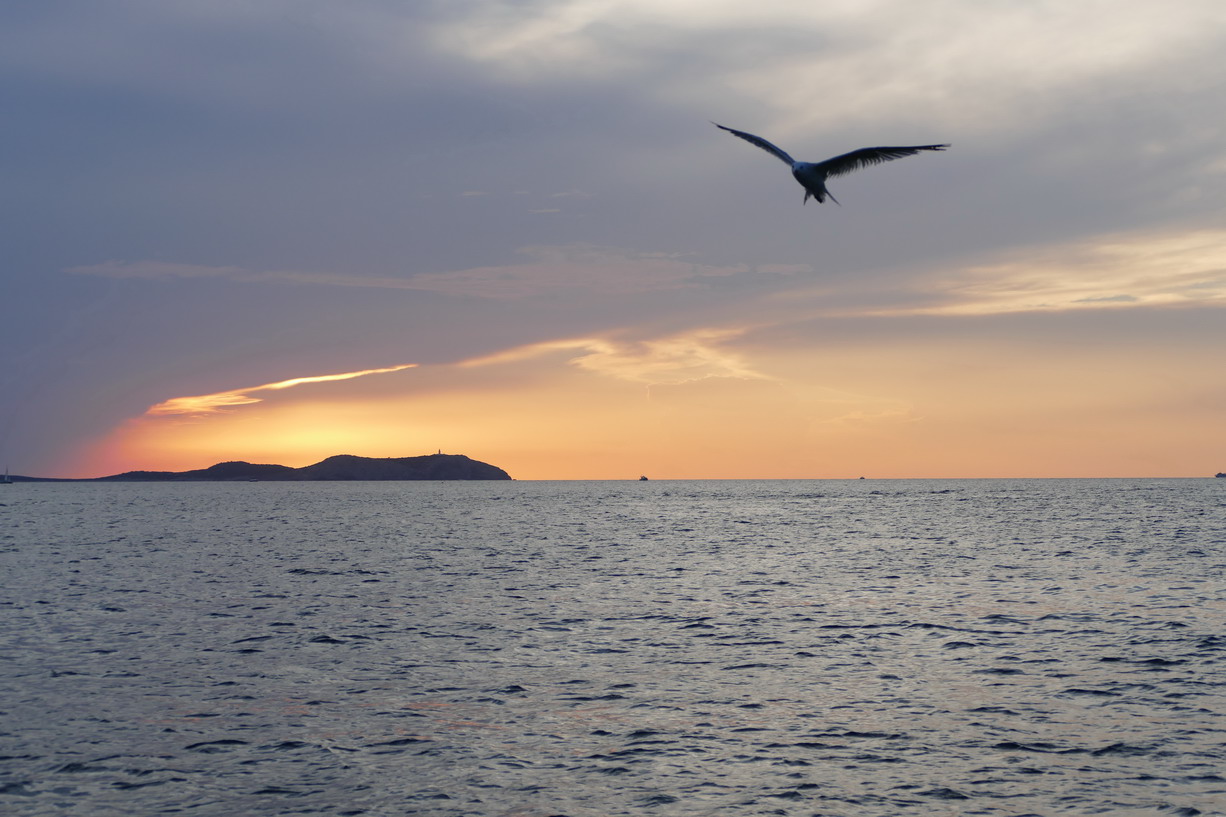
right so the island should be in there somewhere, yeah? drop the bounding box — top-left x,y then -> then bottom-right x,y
11,454 -> 511,482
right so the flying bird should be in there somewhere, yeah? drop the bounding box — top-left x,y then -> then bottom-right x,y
713,122 -> 949,206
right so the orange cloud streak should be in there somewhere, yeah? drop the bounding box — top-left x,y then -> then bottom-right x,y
145,364 -> 418,416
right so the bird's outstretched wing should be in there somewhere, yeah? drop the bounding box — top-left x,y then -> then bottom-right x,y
817,145 -> 949,179
712,123 -> 796,166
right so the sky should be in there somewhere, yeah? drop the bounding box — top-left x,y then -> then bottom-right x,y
3,0 -> 1225,480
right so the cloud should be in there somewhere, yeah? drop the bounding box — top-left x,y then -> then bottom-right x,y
459,326 -> 765,385
743,3 -> 1222,137
1074,294 -> 1139,305
69,261 -> 250,281
739,227 -> 1226,324
889,228 -> 1226,316
0,1 -> 444,114
145,363 -> 417,416
426,0 -> 1226,139
71,246 -> 807,300
68,261 -> 427,290
404,246 -> 767,299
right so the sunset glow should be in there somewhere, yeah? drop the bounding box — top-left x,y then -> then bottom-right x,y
76,282 -> 1224,480
6,1 -> 1226,480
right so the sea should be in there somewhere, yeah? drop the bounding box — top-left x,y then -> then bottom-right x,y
1,478 -> 1224,817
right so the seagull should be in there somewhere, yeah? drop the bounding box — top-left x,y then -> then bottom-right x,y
713,122 -> 949,206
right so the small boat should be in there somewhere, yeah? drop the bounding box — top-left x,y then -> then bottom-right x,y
639,475 -> 649,481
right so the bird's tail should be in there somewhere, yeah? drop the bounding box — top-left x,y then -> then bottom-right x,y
827,190 -> 841,206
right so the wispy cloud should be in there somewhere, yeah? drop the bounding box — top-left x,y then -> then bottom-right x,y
894,228 -> 1226,316
459,327 -> 766,386
70,261 -> 252,281
68,260 -> 412,289
71,246 -> 803,299
404,246 -> 762,299
145,364 -> 417,417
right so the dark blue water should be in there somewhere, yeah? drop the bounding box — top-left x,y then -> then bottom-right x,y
2,479 -> 1224,816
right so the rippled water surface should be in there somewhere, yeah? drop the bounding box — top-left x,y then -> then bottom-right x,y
2,479 -> 1225,816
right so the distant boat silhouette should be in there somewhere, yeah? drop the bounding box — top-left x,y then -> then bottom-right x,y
639,475 -> 649,481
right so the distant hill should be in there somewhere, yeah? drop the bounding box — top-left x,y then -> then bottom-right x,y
295,454 -> 510,481
96,461 -> 299,482
21,454 -> 512,482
